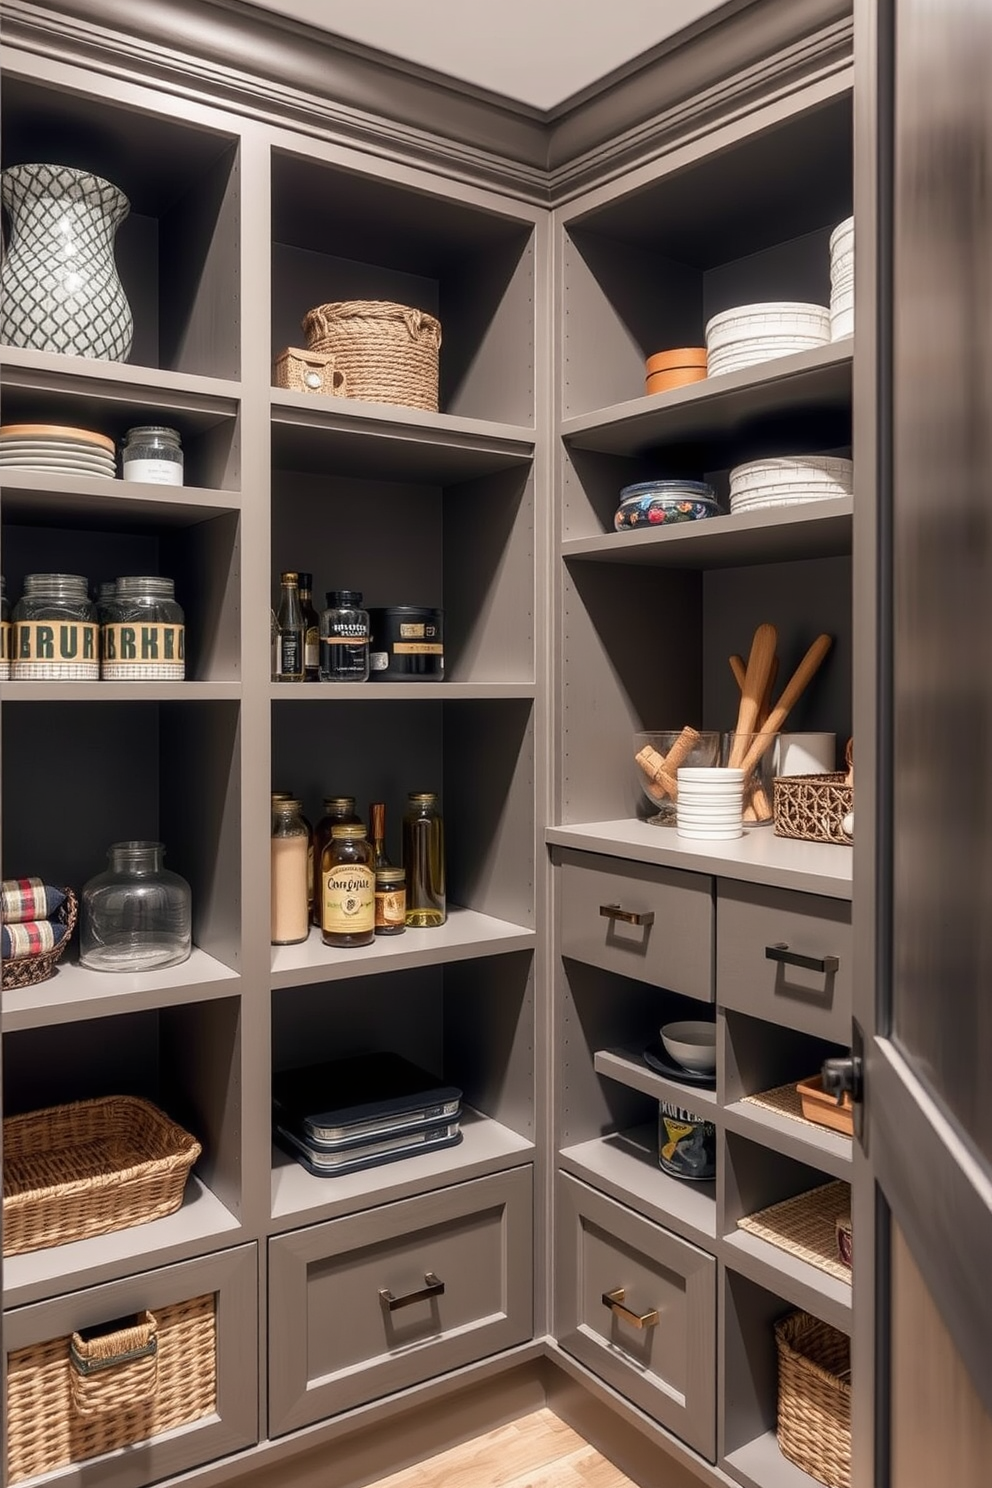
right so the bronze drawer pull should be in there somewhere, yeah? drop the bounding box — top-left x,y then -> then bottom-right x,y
600,903 -> 654,927
601,1287 -> 659,1329
765,943 -> 839,975
379,1272 -> 445,1311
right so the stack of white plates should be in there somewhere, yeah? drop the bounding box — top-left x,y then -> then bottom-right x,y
729,455 -> 853,513
830,216 -> 854,340
0,423 -> 117,479
676,767 -> 744,841
705,302 -> 831,377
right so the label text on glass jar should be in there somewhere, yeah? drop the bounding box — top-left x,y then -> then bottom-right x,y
12,621 -> 100,679
102,623 -> 185,680
375,887 -> 407,929
322,865 -> 374,934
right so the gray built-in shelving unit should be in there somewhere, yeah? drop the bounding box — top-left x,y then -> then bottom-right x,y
0,3 -> 862,1487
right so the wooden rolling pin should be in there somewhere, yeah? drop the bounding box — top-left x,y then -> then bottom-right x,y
738,634 -> 834,778
729,652 -> 778,819
729,624 -> 777,767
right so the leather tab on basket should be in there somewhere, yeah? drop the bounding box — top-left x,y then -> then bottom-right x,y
69,1311 -> 159,1417
272,347 -> 346,395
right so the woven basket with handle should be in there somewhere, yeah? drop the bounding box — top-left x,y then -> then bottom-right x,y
775,1310 -> 852,1488
6,1293 -> 215,1483
303,299 -> 442,411
2,1094 -> 201,1256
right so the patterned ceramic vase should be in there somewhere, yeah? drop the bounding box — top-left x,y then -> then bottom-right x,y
0,163 -> 133,361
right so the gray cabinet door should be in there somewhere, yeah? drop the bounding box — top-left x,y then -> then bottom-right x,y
268,1165 -> 533,1435
716,880 -> 851,1041
4,1245 -> 258,1488
556,1173 -> 716,1460
559,848 -> 713,1001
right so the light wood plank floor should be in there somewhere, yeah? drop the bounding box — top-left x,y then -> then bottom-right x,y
368,1409 -> 639,1488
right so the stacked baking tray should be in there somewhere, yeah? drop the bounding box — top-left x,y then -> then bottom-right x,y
273,1051 -> 463,1177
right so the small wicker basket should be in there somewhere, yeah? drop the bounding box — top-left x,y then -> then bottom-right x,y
303,299 -> 442,411
773,773 -> 853,843
272,345 -> 346,396
775,1311 -> 852,1488
6,1293 -> 216,1483
2,1094 -> 201,1256
1,887 -> 77,990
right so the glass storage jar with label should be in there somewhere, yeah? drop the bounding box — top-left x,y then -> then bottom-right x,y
319,590 -> 369,682
273,791 -> 314,918
271,799 -> 310,945
121,425 -> 184,485
0,576 -> 9,680
321,823 -> 375,948
12,573 -> 99,680
102,576 -> 185,681
80,840 -> 191,971
375,866 -> 407,936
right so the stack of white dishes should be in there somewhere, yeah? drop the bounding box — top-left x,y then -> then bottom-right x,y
829,216 -> 854,340
729,455 -> 853,513
705,302 -> 831,377
0,423 -> 116,479
676,767 -> 744,840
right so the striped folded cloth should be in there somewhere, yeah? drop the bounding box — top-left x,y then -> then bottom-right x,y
1,878 -> 66,925
2,920 -> 70,961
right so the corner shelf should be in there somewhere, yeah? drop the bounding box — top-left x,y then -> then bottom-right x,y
269,1107 -> 534,1232
271,908 -> 536,989
559,1125 -> 716,1247
0,682 -> 241,702
271,391 -> 534,484
0,470 -> 242,524
594,1048 -> 720,1117
546,822 -> 852,900
722,1230 -> 851,1332
2,1177 -> 241,1309
560,342 -> 852,459
562,499 -> 852,570
2,949 -> 241,1031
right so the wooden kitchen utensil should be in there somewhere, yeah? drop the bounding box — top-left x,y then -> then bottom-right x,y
730,624 -> 778,767
739,633 -> 834,778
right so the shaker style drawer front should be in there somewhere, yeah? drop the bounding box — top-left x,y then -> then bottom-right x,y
4,1244 -> 257,1488
556,1174 -> 716,1459
558,849 -> 713,1001
268,1166 -> 533,1435
716,881 -> 852,1041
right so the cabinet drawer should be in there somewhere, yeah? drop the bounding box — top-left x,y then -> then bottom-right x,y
268,1166 -> 533,1435
4,1244 -> 257,1488
558,849 -> 713,1001
556,1173 -> 715,1459
716,880 -> 852,1041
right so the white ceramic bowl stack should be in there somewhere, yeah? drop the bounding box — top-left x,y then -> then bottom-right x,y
0,423 -> 116,479
676,767 -> 744,840
829,216 -> 854,340
704,302 -> 831,378
728,454 -> 854,513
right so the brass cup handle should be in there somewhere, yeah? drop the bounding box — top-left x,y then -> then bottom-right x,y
379,1272 -> 445,1312
601,1287 -> 659,1329
765,943 -> 839,975
600,904 -> 654,927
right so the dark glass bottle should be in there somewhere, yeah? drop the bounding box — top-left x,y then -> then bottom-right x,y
369,801 -> 390,869
275,571 -> 304,682
321,823 -> 374,948
402,792 -> 446,928
298,572 -> 320,682
311,795 -> 360,924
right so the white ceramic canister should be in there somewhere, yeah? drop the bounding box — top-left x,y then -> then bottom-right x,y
775,733 -> 837,776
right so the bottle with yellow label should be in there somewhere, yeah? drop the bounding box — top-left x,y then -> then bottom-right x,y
321,823 -> 374,948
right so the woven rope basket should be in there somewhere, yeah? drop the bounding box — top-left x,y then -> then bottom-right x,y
773,773 -> 853,843
6,1293 -> 216,1483
303,300 -> 442,411
3,1095 -> 201,1256
1,887 -> 77,990
775,1311 -> 852,1488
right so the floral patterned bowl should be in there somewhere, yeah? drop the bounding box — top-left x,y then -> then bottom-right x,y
614,480 -> 719,531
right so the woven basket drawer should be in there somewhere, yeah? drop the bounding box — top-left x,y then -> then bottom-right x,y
268,1166 -> 533,1435
4,1246 -> 257,1487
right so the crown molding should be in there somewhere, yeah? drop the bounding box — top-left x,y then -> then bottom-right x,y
0,0 -> 853,205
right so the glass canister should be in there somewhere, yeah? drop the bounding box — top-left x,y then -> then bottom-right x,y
94,581 -> 118,625
321,823 -> 375,948
102,576 -> 185,681
273,791 -> 314,918
12,573 -> 99,680
402,791 -> 446,927
271,798 -> 310,945
310,795 -> 360,925
0,576 -> 9,680
319,590 -> 370,682
121,425 -> 184,486
80,840 -> 191,971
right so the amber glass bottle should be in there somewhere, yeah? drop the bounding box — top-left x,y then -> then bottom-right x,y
310,795 -> 360,924
321,824 -> 375,948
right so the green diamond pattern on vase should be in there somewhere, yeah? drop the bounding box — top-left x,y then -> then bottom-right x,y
0,163 -> 134,362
